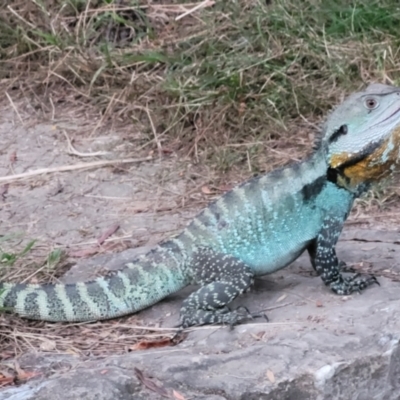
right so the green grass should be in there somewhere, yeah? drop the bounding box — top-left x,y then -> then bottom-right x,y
0,233 -> 65,284
0,236 -> 36,267
1,0 -> 400,172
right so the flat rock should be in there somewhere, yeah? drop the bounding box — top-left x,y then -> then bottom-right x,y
2,229 -> 400,400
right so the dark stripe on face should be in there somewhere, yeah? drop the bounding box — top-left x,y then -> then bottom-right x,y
327,167 -> 338,184
329,125 -> 348,143
336,140 -> 383,170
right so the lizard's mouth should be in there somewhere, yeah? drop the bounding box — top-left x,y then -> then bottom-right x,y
370,106 -> 400,129
329,125 -> 400,190
329,139 -> 384,171
329,108 -> 400,172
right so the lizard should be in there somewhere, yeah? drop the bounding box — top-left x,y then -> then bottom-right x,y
1,83 -> 400,328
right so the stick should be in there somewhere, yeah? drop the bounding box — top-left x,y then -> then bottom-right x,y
175,0 -> 215,21
5,92 -> 24,125
0,157 -> 153,183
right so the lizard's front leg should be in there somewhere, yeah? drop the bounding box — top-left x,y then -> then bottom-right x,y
179,248 -> 255,328
307,242 -> 353,273
308,217 -> 379,294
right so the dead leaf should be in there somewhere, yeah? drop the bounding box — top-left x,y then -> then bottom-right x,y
0,374 -> 14,388
0,351 -> 13,361
134,367 -> 170,398
40,339 -> 56,351
201,185 -> 213,194
217,184 -> 233,192
69,247 -> 99,258
130,201 -> 153,213
238,102 -> 246,115
98,224 -> 120,245
276,294 -> 287,303
9,151 -> 17,164
0,184 -> 9,199
0,369 -> 14,380
13,362 -> 40,382
130,338 -> 176,351
250,331 -> 266,341
266,369 -> 275,383
18,370 -> 41,381
173,389 -> 187,400
256,331 -> 266,339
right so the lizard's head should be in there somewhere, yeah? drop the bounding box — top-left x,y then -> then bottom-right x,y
324,83 -> 400,191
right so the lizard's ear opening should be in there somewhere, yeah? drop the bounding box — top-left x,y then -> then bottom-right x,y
328,125 -> 348,143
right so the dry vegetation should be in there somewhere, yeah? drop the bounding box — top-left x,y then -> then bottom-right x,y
1,0 -> 400,364
2,0 -> 400,172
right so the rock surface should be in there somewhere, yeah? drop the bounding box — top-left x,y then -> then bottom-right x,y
2,229 -> 400,400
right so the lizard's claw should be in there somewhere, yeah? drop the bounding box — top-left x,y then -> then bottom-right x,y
227,306 -> 269,329
339,260 -> 356,273
331,272 -> 380,294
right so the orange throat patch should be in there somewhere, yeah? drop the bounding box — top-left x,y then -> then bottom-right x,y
329,127 -> 400,191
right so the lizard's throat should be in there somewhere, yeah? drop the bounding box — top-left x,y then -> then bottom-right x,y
328,134 -> 400,192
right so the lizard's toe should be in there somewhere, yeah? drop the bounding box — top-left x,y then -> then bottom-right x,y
339,261 -> 356,273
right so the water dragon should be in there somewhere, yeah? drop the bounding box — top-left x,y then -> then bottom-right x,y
1,83 -> 400,328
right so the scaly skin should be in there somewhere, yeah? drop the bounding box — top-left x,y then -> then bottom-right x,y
1,83 -> 400,327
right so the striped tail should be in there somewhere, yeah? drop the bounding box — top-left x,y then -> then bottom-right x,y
0,243 -> 190,322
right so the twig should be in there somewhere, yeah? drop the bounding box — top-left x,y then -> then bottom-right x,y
7,6 -> 36,28
175,0 -> 215,21
145,106 -> 162,159
5,92 -> 24,125
0,157 -> 153,183
62,130 -> 109,157
256,302 -> 295,313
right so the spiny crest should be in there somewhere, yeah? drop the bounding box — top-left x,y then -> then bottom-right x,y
312,92 -> 355,152
312,104 -> 341,152
312,121 -> 327,151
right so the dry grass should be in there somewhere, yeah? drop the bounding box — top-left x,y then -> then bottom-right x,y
1,0 -> 400,173
0,314 -> 178,358
1,0 -> 400,362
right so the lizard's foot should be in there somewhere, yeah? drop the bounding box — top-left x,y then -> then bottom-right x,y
329,273 -> 379,295
179,306 -> 233,328
179,305 -> 267,329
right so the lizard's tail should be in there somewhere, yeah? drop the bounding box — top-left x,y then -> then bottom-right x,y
0,243 -> 190,322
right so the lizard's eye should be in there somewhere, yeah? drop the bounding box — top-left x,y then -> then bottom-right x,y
364,97 -> 379,110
